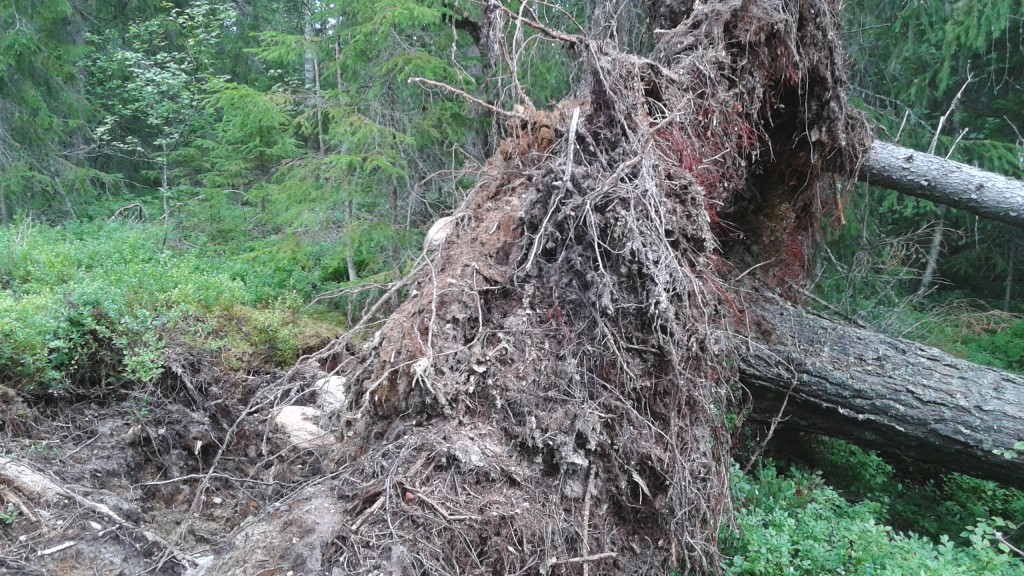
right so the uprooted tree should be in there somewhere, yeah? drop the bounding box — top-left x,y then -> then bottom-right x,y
9,1 -> 1023,575
189,1 -> 1024,574
740,292 -> 1024,490
205,0 -> 870,573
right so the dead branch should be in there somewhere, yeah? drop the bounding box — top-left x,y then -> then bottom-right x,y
408,77 -> 529,121
550,552 -> 618,566
493,0 -> 582,47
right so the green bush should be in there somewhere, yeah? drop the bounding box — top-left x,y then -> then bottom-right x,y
965,320 -> 1024,372
0,219 -> 327,392
724,463 -> 1024,575
800,437 -> 1024,550
0,289 -> 64,385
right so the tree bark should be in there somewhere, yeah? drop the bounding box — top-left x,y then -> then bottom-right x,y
0,181 -> 8,225
740,292 -> 1024,489
917,205 -> 947,297
1005,242 -> 1015,311
860,140 -> 1024,228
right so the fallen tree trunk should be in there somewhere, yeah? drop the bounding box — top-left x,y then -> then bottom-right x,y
859,140 -> 1024,228
740,292 -> 1024,489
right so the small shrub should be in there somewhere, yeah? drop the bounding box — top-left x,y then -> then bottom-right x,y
724,463 -> 1024,575
965,320 -> 1024,372
1,503 -> 18,526
796,437 -> 1024,550
0,219 -> 338,393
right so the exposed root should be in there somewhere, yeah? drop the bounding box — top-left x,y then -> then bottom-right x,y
295,1 -> 868,574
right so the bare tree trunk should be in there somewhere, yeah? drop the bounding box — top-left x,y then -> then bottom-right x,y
160,145 -> 170,246
1006,241 -> 1016,311
312,56 -> 323,154
740,292 -> 1024,489
389,185 -> 400,310
334,38 -> 358,285
0,181 -> 8,225
305,3 -> 324,153
917,205 -> 947,297
303,4 -> 316,91
0,124 -> 8,225
859,141 -> 1024,228
345,199 -> 358,282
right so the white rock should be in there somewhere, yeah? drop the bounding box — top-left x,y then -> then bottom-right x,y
313,376 -> 347,412
184,555 -> 214,576
423,215 -> 458,251
273,406 -> 334,448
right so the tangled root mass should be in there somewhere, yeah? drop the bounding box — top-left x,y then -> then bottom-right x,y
211,1 -> 869,574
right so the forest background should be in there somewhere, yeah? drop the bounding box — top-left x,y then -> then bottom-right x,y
2,0 -> 1024,573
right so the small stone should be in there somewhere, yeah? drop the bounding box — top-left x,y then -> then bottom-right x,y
452,438 -> 486,468
424,215 -> 458,251
88,521 -> 103,531
212,497 -> 223,505
273,406 -> 335,448
313,376 -> 347,412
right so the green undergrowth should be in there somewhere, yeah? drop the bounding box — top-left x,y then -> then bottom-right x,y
954,317 -> 1024,373
0,218 -> 343,393
865,302 -> 1024,373
813,263 -> 1024,374
800,437 -> 1024,549
723,457 -> 1024,575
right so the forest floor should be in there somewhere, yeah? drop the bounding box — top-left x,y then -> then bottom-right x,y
0,357 -> 345,575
